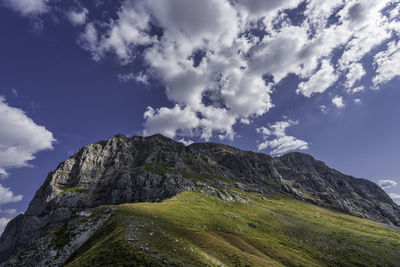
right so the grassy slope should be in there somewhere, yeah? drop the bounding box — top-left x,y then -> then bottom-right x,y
66,191 -> 400,266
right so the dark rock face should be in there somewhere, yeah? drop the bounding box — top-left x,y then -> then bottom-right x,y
0,134 -> 399,263
274,153 -> 400,225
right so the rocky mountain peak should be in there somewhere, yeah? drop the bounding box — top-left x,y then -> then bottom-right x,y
0,134 -> 398,264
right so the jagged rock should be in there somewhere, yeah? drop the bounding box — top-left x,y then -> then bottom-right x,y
0,134 -> 399,264
2,207 -> 112,267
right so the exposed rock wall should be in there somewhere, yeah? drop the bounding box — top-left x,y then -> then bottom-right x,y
0,134 -> 398,263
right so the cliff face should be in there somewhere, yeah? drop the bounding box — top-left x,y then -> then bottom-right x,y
0,134 -> 399,263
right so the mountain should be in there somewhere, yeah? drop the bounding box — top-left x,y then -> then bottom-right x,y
0,134 -> 399,266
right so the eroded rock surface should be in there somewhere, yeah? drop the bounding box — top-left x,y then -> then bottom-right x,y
0,134 -> 398,264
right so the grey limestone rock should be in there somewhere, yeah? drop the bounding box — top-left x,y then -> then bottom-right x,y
0,134 -> 399,264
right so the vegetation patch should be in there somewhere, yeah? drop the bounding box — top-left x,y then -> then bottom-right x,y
52,225 -> 71,249
60,186 -> 88,194
66,191 -> 400,266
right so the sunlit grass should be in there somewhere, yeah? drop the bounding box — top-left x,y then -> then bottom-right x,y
66,191 -> 400,266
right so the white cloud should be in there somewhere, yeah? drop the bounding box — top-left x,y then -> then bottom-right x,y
0,205 -> 19,235
0,208 -> 17,216
79,23 -> 102,61
0,184 -> 22,205
79,1 -> 157,62
257,120 -> 309,156
75,0 -> 400,141
118,72 -> 149,85
0,97 -> 55,177
389,193 -> 400,205
345,63 -> 366,89
117,73 -> 136,82
143,105 -> 200,138
2,0 -> 50,16
348,86 -> 364,94
235,0 -> 303,18
0,218 -> 11,235
337,1 -> 394,71
389,4 -> 400,19
66,8 -> 88,26
332,96 -> 345,109
177,139 -> 194,146
79,0 -> 275,141
297,59 -> 337,97
354,98 -> 361,104
248,26 -> 315,84
373,40 -> 400,88
379,179 -> 398,189
304,0 -> 344,29
320,105 -> 328,114
0,189 -> 20,235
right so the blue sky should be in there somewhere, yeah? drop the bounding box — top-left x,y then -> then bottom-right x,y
1,0 -> 400,232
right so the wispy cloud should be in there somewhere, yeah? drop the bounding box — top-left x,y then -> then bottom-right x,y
66,7 -> 88,26
2,0 -> 50,16
378,179 -> 398,189
10,89 -> 18,97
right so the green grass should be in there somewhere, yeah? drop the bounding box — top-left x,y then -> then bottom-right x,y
66,191 -> 400,266
52,224 -> 71,249
55,185 -> 88,194
60,186 -> 88,194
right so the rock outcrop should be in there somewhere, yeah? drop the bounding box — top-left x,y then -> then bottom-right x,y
0,134 -> 398,263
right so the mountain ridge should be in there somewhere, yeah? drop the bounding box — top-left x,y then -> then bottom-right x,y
0,133 -> 399,264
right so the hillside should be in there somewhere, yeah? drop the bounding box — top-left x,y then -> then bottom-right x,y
5,191 -> 400,266
0,134 -> 399,266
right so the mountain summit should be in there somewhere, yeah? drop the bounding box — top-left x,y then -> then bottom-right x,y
0,134 -> 399,266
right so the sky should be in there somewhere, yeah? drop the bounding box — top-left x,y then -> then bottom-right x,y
1,0 -> 400,233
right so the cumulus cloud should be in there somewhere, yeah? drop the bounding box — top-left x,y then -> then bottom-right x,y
2,0 -> 50,16
0,184 -> 22,205
345,63 -> 366,90
373,40 -> 400,88
332,96 -> 345,109
0,97 -> 55,177
257,120 -> 309,156
143,105 -> 200,138
379,179 -> 398,189
72,0 -> 400,141
297,59 -> 337,97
